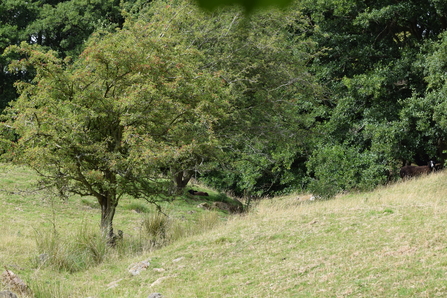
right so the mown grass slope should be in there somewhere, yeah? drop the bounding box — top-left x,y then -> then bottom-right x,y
2,164 -> 447,297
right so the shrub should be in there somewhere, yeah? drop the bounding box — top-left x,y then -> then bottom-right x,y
307,145 -> 387,198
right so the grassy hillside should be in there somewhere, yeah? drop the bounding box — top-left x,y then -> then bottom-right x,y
2,164 -> 447,297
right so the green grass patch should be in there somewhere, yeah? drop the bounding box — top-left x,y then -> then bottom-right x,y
80,197 -> 100,209
3,165 -> 447,297
121,201 -> 151,213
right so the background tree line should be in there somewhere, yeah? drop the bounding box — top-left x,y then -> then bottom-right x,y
2,0 -> 447,226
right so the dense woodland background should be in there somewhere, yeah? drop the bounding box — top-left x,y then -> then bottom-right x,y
2,0 -> 447,202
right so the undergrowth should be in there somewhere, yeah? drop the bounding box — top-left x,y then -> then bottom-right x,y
33,223 -> 109,273
31,210 -> 221,274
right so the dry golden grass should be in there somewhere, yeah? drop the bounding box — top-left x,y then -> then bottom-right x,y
3,165 -> 447,297
121,171 -> 447,297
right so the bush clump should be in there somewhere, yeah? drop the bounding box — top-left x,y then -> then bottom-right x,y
307,145 -> 388,199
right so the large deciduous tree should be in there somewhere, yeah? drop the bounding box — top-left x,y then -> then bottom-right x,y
138,0 -> 323,196
302,0 -> 447,196
5,18 -> 229,238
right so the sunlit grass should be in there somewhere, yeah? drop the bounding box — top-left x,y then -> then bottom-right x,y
0,163 -> 234,297
3,164 -> 447,297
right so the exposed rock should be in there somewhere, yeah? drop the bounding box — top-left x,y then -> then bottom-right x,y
148,293 -> 163,298
128,259 -> 150,276
0,291 -> 18,298
0,270 -> 28,295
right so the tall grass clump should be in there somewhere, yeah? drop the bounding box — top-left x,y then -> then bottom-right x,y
142,212 -> 169,249
33,210 -> 223,273
28,279 -> 72,298
141,211 -> 220,250
34,223 -> 109,273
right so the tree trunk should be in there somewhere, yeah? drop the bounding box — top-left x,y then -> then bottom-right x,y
173,170 -> 194,194
98,194 -> 118,239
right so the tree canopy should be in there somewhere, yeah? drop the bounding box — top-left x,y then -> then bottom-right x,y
136,0 -> 323,196
3,0 -> 320,237
0,0 -> 126,111
4,16 -> 230,237
4,0 -> 447,207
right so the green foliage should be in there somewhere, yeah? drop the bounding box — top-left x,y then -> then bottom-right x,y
28,0 -> 125,57
4,11 -> 230,235
138,0 -> 322,196
307,145 -> 387,198
195,0 -> 295,12
424,32 -> 447,132
7,0 -> 447,200
302,0 -> 447,179
0,0 -> 126,111
425,32 -> 447,91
